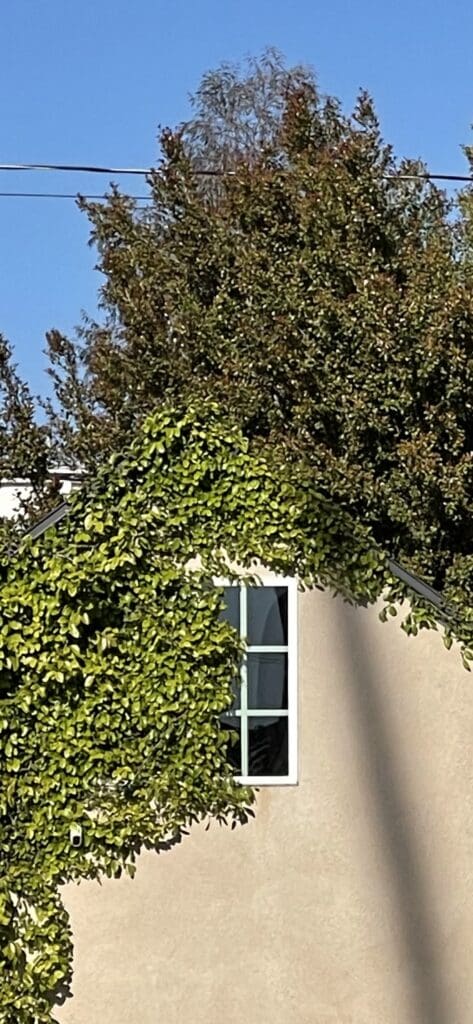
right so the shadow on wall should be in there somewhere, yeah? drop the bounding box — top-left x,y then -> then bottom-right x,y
339,605 -> 453,1024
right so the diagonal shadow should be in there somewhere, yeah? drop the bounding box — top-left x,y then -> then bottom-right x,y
339,604 -> 454,1024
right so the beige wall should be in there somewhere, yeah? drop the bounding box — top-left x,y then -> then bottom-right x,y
58,589 -> 473,1024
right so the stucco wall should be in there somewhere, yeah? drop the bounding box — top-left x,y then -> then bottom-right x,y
57,588 -> 473,1024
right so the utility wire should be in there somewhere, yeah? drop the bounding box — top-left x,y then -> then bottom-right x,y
391,173 -> 473,183
0,161 -> 471,183
0,162 -> 151,175
0,191 -> 150,200
0,165 -> 471,202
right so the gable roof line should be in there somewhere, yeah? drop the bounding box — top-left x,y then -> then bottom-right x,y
24,502 -> 69,540
23,501 -> 449,614
387,559 -> 447,612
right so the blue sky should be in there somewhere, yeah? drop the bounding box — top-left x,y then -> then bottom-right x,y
1,0 -> 472,396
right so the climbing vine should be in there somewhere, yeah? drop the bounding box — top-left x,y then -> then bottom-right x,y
0,400 -> 439,1022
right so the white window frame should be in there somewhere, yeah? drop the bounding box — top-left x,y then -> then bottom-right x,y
217,575 -> 298,786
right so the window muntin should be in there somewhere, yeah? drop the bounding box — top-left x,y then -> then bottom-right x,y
220,579 -> 297,785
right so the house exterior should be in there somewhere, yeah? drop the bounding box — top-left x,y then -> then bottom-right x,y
47,564 -> 473,1024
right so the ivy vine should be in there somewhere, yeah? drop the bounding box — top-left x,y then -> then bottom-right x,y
0,400 -> 423,1022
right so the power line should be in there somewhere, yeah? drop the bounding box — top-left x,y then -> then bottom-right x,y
0,167 -> 470,203
0,191 -> 150,201
391,173 -> 473,183
0,161 -> 232,176
0,161 -> 471,183
0,162 -> 151,175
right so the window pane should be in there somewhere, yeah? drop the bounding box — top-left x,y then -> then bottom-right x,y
247,653 -> 288,710
248,716 -> 288,776
221,716 -> 241,773
219,587 -> 240,631
247,587 -> 288,646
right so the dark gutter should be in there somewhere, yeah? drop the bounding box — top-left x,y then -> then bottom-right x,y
387,558 -> 448,612
24,502 -> 69,540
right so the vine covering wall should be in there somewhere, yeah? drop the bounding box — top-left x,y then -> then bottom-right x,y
0,401 -> 437,1022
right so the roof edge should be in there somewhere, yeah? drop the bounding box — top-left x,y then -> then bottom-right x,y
24,502 -> 69,540
23,502 -> 449,614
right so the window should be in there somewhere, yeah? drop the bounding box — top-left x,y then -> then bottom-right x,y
219,578 -> 298,785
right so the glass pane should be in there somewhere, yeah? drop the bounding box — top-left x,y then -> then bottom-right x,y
219,586 -> 240,631
247,587 -> 288,646
221,716 -> 241,772
247,653 -> 288,710
248,716 -> 288,776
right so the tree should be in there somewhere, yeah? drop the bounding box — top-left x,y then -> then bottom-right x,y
0,336 -> 55,546
0,337 -> 47,485
44,50 -> 473,634
180,46 -> 315,171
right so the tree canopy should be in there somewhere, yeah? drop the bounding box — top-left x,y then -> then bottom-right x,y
43,50 -> 473,633
0,336 -> 53,538
0,337 -> 52,497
